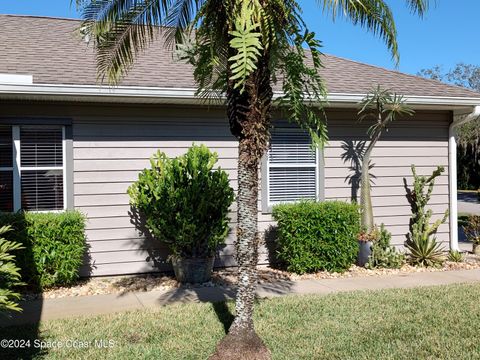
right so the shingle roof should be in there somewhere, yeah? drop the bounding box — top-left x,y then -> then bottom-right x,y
1,14 -> 479,99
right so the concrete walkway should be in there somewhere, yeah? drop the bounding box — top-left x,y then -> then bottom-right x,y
458,191 -> 480,215
3,269 -> 480,327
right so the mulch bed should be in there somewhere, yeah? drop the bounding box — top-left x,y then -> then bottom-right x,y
22,253 -> 480,300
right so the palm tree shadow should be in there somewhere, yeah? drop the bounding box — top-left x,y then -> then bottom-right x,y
403,177 -> 416,241
211,301 -> 235,334
340,140 -> 376,202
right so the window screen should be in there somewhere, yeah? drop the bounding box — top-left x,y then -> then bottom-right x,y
19,126 -> 64,211
267,127 -> 319,205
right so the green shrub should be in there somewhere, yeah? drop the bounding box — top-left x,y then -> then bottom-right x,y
128,144 -> 235,259
366,224 -> 405,269
0,211 -> 86,290
0,225 -> 24,313
272,201 -> 360,274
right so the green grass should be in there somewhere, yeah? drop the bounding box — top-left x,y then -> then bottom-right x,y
2,284 -> 480,359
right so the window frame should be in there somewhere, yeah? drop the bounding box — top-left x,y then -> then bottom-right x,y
261,126 -> 325,214
0,120 -> 72,213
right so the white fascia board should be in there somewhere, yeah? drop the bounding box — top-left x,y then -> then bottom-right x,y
1,83 -> 480,108
326,93 -> 480,107
0,83 -> 197,100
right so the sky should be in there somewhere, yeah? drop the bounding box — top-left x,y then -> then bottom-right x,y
0,1 -> 478,76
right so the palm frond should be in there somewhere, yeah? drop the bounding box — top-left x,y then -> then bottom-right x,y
164,0 -> 204,46
405,0 -> 430,17
319,0 -> 398,63
79,0 -> 175,84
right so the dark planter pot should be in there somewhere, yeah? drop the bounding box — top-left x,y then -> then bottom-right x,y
473,243 -> 480,256
357,241 -> 373,267
171,256 -> 215,284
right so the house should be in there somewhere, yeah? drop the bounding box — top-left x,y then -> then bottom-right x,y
1,15 -> 480,276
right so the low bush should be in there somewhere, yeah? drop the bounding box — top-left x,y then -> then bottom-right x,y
0,211 -> 86,290
0,225 -> 24,313
366,224 -> 405,269
128,144 -> 235,259
272,201 -> 360,274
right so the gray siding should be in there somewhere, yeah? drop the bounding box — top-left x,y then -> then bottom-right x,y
0,103 -> 451,276
324,110 -> 451,246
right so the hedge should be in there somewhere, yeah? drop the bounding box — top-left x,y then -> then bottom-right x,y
272,201 -> 360,274
0,211 -> 86,290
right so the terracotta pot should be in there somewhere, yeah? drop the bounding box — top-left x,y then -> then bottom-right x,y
357,241 -> 372,267
171,256 -> 215,284
473,243 -> 480,256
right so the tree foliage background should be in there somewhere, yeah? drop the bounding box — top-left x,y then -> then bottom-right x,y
419,64 -> 480,190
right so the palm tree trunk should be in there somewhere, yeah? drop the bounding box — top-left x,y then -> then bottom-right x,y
229,137 -> 259,334
360,150 -> 374,232
210,57 -> 272,359
360,128 -> 382,233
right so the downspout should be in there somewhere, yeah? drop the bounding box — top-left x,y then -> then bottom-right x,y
449,105 -> 480,251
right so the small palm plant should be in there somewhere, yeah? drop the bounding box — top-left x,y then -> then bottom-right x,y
358,87 -> 414,235
0,225 -> 25,313
405,165 -> 448,267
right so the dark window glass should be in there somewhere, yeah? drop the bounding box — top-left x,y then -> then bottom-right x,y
0,126 -> 13,168
0,171 -> 13,212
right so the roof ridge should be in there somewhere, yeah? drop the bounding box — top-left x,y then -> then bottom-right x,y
324,53 -> 480,97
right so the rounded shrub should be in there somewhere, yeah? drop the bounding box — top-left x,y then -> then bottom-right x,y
272,201 -> 360,274
0,211 -> 87,290
128,144 -> 235,259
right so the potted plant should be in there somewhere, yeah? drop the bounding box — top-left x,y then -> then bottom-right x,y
128,144 -> 235,283
463,215 -> 480,255
357,227 -> 378,267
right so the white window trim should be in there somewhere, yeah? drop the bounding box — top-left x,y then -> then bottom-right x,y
265,128 -> 321,209
9,125 -> 67,212
12,126 -> 21,211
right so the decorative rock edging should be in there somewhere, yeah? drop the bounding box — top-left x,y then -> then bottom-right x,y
22,254 -> 480,300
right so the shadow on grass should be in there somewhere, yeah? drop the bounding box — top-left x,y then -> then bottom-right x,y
0,320 -> 47,359
211,302 -> 234,334
150,273 -> 294,334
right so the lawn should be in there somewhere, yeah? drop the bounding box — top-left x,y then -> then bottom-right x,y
2,284 -> 480,359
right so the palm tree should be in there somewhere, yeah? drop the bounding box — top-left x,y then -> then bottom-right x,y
76,0 -> 429,357
358,86 -> 414,235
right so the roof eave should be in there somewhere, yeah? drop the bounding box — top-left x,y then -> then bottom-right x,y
0,83 -> 479,110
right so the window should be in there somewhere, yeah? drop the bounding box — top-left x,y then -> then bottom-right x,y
264,126 -> 322,209
0,126 -> 13,212
0,125 -> 66,212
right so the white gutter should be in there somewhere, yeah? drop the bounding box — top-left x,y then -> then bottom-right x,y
1,82 -> 480,107
449,105 -> 480,251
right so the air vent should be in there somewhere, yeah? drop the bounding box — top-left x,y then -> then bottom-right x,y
0,74 -> 33,85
